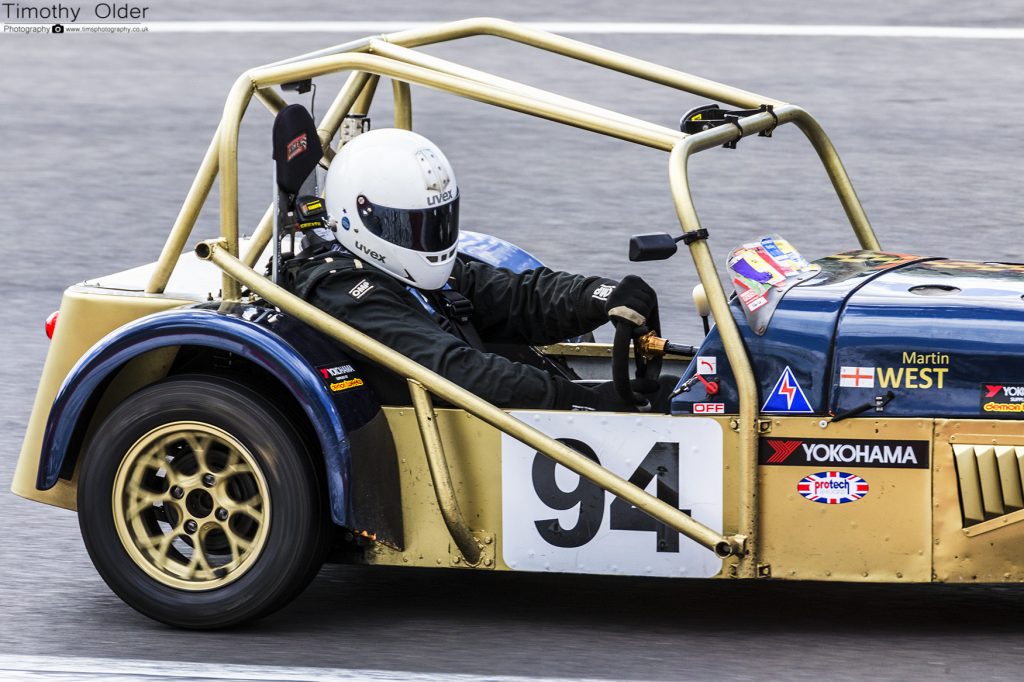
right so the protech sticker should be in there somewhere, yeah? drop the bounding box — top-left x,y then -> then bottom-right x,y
761,366 -> 813,413
981,383 -> 1024,416
797,471 -> 869,504
759,437 -> 929,469
348,279 -> 374,299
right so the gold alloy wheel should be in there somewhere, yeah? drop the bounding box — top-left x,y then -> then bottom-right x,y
112,422 -> 271,591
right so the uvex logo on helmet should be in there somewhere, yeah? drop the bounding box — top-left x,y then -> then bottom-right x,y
427,189 -> 455,206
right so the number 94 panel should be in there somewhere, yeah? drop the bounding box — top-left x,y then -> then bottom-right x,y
12,18 -> 1024,629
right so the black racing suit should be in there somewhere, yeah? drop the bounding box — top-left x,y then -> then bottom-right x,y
283,244 -> 620,409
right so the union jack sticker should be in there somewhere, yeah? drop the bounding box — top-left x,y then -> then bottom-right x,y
796,471 -> 869,504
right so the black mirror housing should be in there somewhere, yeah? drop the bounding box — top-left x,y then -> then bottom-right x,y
629,233 -> 679,262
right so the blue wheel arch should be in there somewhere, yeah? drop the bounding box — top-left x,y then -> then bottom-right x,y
38,307 -> 355,527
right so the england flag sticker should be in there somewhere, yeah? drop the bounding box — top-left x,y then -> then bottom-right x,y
762,366 -> 813,413
839,366 -> 875,388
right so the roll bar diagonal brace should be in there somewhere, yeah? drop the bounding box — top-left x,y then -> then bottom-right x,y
161,17 -> 879,577
194,239 -> 744,561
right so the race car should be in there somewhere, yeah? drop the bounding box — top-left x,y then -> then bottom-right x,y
12,17 -> 1024,629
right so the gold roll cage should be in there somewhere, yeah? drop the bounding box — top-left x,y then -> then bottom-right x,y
154,17 -> 878,576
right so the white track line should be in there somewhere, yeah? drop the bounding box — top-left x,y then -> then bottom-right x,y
140,21 -> 1024,39
0,653 -> 616,682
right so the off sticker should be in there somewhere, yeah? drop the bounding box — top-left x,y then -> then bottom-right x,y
502,413 -> 723,578
797,471 -> 869,504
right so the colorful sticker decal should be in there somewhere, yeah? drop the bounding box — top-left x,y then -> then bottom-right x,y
728,245 -> 784,313
317,363 -> 364,393
329,378 -> 364,392
762,366 -> 813,413
759,437 -> 929,469
759,234 -> 813,275
981,383 -> 1024,416
797,471 -> 869,504
726,234 -> 821,334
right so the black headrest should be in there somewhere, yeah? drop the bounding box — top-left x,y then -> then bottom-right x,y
272,104 -> 323,195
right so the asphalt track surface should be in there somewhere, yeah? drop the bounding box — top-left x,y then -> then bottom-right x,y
3,1 -> 1024,679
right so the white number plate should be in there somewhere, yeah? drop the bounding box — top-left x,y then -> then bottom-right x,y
501,413 -> 723,578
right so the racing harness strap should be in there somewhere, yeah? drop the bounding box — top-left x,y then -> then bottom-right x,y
407,286 -> 486,351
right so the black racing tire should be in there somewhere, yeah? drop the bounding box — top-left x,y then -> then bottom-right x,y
78,374 -> 329,629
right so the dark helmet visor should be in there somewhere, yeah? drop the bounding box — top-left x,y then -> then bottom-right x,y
356,193 -> 459,252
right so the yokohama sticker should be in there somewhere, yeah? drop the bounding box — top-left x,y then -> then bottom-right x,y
981,383 -> 1024,417
797,471 -> 869,504
317,363 -> 363,393
759,437 -> 929,469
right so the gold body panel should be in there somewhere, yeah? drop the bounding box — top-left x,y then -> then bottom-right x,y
355,411 -> 1024,584
933,420 -> 1024,582
12,286 -> 193,510
758,418 -> 933,582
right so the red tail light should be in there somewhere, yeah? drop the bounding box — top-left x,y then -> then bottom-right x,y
45,311 -> 59,340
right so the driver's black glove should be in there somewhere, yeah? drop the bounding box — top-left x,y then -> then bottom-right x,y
552,377 -> 663,413
606,275 -> 658,327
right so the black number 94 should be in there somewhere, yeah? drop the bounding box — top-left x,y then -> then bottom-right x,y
532,440 -> 686,552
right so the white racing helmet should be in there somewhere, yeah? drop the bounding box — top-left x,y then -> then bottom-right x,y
325,128 -> 460,290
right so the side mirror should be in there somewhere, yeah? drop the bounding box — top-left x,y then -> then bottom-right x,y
629,233 -> 679,262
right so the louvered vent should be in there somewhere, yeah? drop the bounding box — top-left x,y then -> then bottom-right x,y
953,444 -> 1024,526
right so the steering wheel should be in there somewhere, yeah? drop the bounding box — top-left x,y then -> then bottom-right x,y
610,308 -> 663,412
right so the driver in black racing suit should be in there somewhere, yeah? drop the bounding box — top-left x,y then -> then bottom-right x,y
284,128 -> 673,412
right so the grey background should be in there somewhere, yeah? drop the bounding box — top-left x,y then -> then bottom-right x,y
2,1 -> 1024,678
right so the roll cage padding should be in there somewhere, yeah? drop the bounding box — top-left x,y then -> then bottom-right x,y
37,308 -> 352,527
